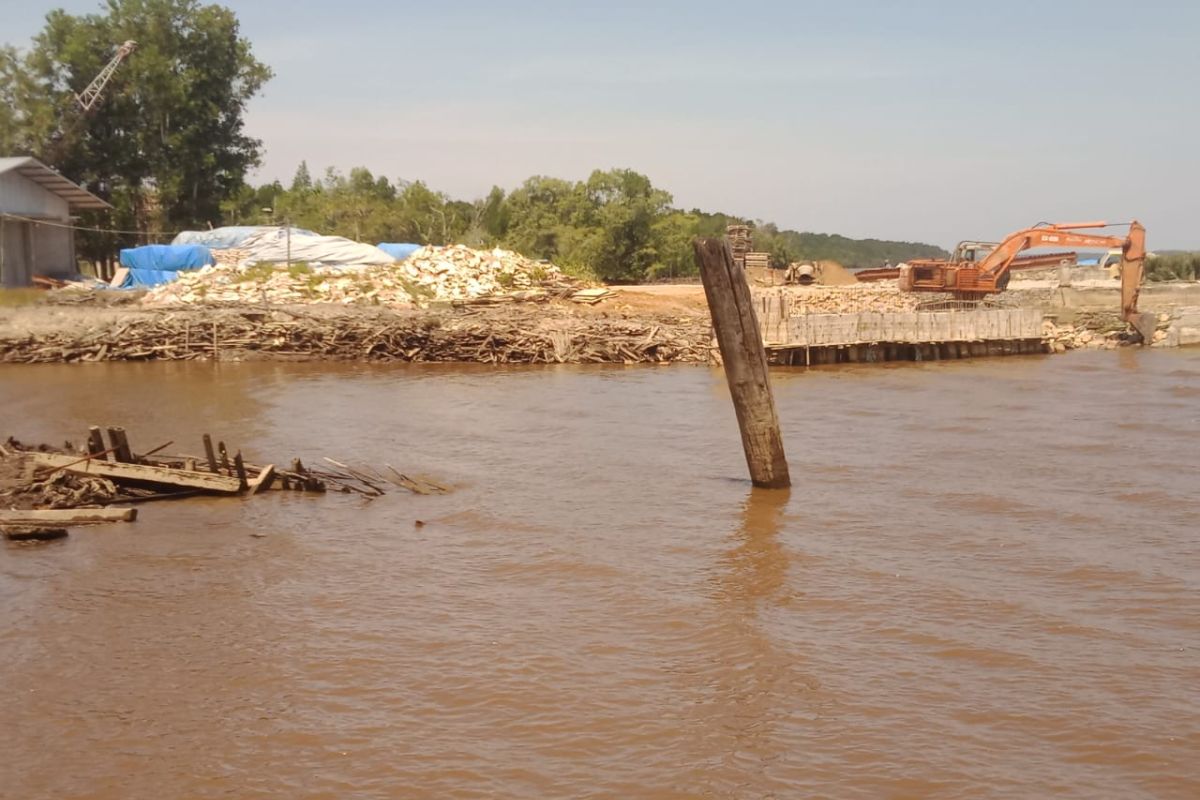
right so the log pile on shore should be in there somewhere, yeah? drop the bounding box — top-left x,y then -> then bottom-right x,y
0,307 -> 712,365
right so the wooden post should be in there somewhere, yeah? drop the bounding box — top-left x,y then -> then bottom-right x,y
232,451 -> 248,491
693,238 -> 790,489
86,427 -> 107,459
107,427 -> 134,463
202,434 -> 218,473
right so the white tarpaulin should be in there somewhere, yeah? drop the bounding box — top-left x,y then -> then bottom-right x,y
234,228 -> 397,268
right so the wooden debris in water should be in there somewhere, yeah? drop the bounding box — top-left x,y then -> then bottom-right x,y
4,526 -> 68,542
2,427 -> 449,517
0,508 -> 136,524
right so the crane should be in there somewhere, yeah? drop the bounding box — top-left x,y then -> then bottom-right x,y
42,40 -> 137,169
74,39 -> 137,112
898,220 -> 1153,342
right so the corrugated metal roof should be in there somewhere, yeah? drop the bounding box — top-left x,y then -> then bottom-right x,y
0,156 -> 112,211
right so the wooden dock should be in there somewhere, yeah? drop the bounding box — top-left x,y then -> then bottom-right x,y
754,290 -> 1048,366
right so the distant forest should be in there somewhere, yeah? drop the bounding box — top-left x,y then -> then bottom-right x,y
225,164 -> 950,282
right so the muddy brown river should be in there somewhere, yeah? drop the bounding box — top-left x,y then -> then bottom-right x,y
1,351 -> 1198,799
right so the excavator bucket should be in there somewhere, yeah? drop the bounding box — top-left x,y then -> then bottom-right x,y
1122,265 -> 1157,343
1120,221 -> 1154,344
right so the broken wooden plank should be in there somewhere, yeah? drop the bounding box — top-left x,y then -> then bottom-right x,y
27,452 -> 242,494
0,507 -> 137,524
248,464 -> 275,494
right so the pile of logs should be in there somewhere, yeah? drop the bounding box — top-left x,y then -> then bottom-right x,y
0,308 -> 712,365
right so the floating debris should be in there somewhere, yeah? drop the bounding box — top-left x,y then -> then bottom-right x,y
1,426 -> 452,543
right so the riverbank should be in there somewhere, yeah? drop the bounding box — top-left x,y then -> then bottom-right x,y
3,279 -> 1195,365
0,297 -> 713,365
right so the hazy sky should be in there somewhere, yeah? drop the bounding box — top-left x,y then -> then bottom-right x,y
4,0 -> 1199,248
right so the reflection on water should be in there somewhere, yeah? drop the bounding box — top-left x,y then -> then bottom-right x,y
1,350 -> 1199,799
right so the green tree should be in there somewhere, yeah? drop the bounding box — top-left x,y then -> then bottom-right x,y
2,0 -> 271,250
502,175 -> 578,261
290,161 -> 313,192
570,169 -> 672,282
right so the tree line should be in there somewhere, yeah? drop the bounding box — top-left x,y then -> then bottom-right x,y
1,0 -> 947,281
226,164 -> 948,281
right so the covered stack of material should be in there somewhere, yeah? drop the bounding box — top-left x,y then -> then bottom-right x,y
117,244 -> 215,288
173,226 -> 317,249
174,226 -> 393,269
726,225 -> 752,267
228,228 -> 396,268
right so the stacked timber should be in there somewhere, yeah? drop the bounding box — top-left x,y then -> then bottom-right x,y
726,225 -> 752,268
744,252 -> 771,271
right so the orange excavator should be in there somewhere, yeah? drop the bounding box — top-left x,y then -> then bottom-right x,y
898,220 -> 1153,341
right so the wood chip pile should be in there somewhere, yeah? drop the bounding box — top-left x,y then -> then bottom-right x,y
142,245 -> 581,307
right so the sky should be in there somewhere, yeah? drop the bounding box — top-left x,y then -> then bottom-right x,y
3,0 -> 1199,248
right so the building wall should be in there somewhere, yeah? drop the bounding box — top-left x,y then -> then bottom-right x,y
0,170 -> 76,286
0,218 -> 33,287
0,170 -> 71,219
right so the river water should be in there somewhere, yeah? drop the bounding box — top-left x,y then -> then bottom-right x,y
1,351 -> 1198,799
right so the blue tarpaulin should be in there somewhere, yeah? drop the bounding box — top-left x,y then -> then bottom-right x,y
121,269 -> 184,288
119,244 -> 214,271
376,243 -> 422,261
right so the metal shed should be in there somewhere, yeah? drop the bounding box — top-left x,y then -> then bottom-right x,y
0,156 -> 110,287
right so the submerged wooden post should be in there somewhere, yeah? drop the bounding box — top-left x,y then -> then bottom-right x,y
106,427 -> 133,463
693,238 -> 791,488
86,426 -> 107,459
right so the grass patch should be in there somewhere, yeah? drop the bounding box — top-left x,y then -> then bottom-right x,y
0,288 -> 45,307
234,262 -> 279,283
559,261 -> 600,284
397,277 -> 436,301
